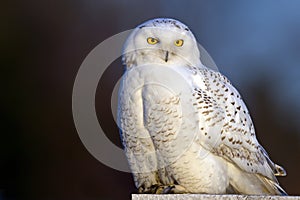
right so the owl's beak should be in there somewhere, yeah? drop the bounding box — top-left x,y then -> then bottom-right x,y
164,51 -> 169,62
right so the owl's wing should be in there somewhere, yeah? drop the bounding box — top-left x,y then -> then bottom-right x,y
192,68 -> 286,182
118,72 -> 161,191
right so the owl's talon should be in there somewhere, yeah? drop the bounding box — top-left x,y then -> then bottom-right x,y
138,184 -> 162,194
163,185 -> 187,194
138,184 -> 183,194
162,185 -> 175,194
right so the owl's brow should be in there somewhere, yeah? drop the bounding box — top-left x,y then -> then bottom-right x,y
137,27 -> 189,37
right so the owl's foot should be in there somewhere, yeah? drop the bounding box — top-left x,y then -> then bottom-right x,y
138,184 -> 187,194
161,184 -> 187,194
138,184 -> 164,194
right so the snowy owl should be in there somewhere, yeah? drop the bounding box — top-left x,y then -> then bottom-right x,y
117,18 -> 287,195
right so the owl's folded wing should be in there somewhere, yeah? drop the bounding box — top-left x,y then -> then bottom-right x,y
192,68 -> 286,182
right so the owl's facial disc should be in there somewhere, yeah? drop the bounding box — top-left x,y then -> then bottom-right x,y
122,18 -> 201,68
139,28 -> 193,64
145,35 -> 177,62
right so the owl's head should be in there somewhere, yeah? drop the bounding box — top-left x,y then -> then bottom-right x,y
123,18 -> 201,68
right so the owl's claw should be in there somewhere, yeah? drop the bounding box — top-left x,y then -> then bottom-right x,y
162,185 -> 175,193
138,184 -> 187,194
138,184 -> 162,194
162,185 -> 187,194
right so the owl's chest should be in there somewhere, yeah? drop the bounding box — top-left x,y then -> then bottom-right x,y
122,63 -> 202,135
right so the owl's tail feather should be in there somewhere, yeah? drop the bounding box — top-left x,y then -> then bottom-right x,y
257,175 -> 288,195
227,162 -> 287,195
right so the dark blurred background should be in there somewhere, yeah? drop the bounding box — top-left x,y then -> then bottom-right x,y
1,0 -> 300,199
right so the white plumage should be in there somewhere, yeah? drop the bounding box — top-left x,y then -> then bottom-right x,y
118,18 -> 287,195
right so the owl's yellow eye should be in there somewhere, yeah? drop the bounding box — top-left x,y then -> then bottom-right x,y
174,39 -> 184,47
147,37 -> 159,45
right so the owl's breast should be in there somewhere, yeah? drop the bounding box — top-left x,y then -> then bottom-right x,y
129,65 -> 198,156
